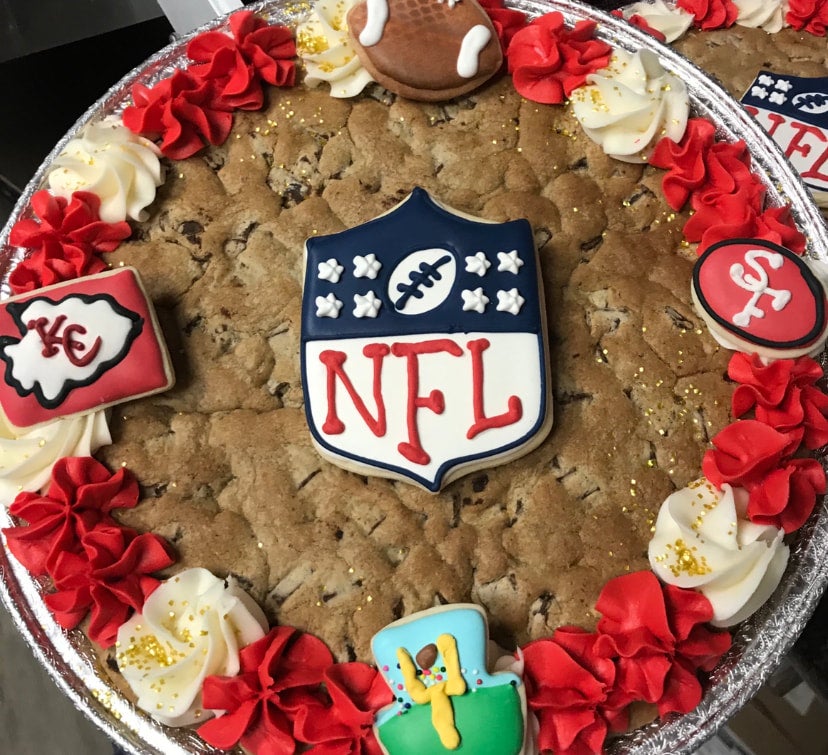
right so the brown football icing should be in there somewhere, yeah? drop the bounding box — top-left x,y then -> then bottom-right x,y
347,0 -> 502,101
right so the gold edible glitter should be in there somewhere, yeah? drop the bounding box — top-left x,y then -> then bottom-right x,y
663,539 -> 712,578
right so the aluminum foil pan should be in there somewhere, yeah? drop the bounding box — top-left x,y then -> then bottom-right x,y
1,2 -> 826,753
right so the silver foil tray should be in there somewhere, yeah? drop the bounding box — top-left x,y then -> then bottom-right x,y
1,1 -> 826,753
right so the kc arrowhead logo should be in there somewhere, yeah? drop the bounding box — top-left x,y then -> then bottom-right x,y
0,294 -> 142,408
300,189 -> 552,492
0,268 -> 175,429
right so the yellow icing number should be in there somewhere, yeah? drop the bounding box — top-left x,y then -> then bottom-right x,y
396,633 -> 466,750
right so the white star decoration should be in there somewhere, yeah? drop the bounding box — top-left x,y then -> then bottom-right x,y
317,258 -> 344,283
497,250 -> 524,274
465,252 -> 491,277
353,291 -> 382,318
353,253 -> 381,279
461,287 -> 489,313
315,293 -> 343,318
496,288 -> 524,315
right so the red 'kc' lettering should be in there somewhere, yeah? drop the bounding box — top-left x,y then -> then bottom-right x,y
27,315 -> 102,367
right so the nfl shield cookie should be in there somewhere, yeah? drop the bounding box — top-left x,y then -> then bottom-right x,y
301,188 -> 552,492
692,237 -> 828,360
0,267 -> 174,429
741,71 -> 828,208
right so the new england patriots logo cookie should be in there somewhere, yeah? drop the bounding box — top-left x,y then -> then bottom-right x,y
300,188 -> 552,492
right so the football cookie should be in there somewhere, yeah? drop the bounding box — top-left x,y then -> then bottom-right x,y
346,0 -> 502,101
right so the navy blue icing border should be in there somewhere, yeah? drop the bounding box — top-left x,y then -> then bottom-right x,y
300,188 -> 550,491
693,237 -> 826,350
0,292 -> 144,410
302,188 -> 543,340
301,333 -> 549,492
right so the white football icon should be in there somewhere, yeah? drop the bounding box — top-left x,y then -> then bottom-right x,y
387,248 -> 457,316
793,91 -> 828,114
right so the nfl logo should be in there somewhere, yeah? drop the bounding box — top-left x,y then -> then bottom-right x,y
300,188 -> 551,492
741,71 -> 828,204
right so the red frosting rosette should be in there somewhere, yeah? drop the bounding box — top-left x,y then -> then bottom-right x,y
506,12 -> 612,105
123,69 -> 234,160
746,458 -> 827,532
786,0 -> 828,35
2,458 -> 172,646
523,628 -> 629,755
197,626 -> 335,753
478,0 -> 529,55
729,354 -> 828,450
45,524 -> 173,647
292,662 -> 392,753
702,420 -> 827,532
124,10 -> 296,158
677,0 -> 738,29
650,118 -> 807,254
593,572 -> 732,717
650,118 -> 718,210
8,190 -> 131,294
2,457 -> 140,577
186,10 -> 295,110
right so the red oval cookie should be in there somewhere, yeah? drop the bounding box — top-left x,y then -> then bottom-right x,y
693,238 -> 826,351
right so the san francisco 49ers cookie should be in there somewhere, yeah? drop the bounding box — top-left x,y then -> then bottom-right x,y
347,0 -> 502,102
300,187 -> 552,492
692,238 -> 828,360
0,267 -> 174,429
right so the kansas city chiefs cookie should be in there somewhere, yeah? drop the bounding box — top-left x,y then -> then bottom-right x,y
347,0 -> 502,102
0,267 -> 174,429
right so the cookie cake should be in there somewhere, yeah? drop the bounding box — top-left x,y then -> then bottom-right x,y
1,1 -> 828,754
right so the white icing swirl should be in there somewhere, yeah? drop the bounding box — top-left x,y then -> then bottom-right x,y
296,0 -> 374,98
0,411 -> 111,506
570,48 -> 690,163
624,0 -> 694,43
116,568 -> 268,726
734,0 -> 785,32
47,115 -> 163,223
649,478 -> 789,627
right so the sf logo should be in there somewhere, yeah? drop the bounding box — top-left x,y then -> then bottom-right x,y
27,314 -> 102,367
729,249 -> 792,327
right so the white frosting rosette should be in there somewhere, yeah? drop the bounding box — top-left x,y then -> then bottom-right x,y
116,567 -> 268,726
0,410 -> 111,506
296,0 -> 374,98
570,48 -> 689,163
47,115 -> 163,223
649,478 -> 789,627
624,0 -> 694,43
734,0 -> 786,33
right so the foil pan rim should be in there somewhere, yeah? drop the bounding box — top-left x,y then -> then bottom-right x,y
1,2 -> 827,754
